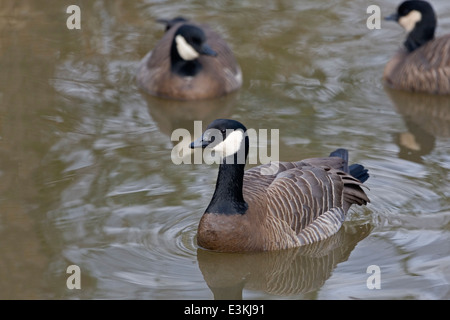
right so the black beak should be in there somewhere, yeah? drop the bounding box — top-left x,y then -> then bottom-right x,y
189,135 -> 212,149
385,12 -> 399,22
200,44 -> 217,57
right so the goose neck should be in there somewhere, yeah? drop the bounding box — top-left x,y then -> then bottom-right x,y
404,18 -> 435,52
206,162 -> 248,215
170,43 -> 202,76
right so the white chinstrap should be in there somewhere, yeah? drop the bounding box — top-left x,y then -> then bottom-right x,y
398,10 -> 422,32
212,129 -> 245,160
175,35 -> 200,61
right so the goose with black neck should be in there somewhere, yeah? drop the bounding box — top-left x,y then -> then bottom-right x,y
137,17 -> 242,100
190,119 -> 370,252
383,0 -> 450,94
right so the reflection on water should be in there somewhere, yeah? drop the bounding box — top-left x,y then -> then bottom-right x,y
386,88 -> 450,163
142,92 -> 238,164
0,0 -> 449,300
143,93 -> 238,140
198,223 -> 372,299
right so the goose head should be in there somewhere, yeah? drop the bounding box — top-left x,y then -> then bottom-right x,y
189,119 -> 249,165
169,24 -> 218,77
171,25 -> 217,61
190,119 -> 250,215
385,0 -> 436,52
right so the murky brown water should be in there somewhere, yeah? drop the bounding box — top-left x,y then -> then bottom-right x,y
0,0 -> 449,299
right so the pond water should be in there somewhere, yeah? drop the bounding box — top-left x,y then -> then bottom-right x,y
0,0 -> 449,300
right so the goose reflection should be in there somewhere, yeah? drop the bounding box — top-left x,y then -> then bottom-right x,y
197,222 -> 372,299
140,92 -> 238,163
141,92 -> 238,140
385,88 -> 450,163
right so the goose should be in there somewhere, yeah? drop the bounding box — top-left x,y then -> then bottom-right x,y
189,119 -> 370,252
383,0 -> 450,95
136,17 -> 242,100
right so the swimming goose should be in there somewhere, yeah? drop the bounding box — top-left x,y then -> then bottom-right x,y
383,0 -> 450,94
190,119 -> 370,252
136,17 -> 242,100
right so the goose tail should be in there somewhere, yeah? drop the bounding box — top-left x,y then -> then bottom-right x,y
329,148 -> 369,183
349,164 -> 369,183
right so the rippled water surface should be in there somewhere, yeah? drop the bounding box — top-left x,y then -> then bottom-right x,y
1,0 -> 449,299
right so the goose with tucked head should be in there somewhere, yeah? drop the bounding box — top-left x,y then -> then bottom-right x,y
383,0 -> 450,94
137,18 -> 242,100
190,119 -> 370,252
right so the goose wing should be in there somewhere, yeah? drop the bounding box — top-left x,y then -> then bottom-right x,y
242,157 -> 347,201
263,164 -> 368,245
202,26 -> 242,92
136,22 -> 177,96
243,161 -> 316,203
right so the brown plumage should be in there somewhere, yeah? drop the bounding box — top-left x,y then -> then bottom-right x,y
136,17 -> 242,100
190,119 -> 370,252
383,1 -> 450,95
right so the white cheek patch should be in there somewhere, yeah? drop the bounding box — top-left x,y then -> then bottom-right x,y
175,35 -> 199,61
212,129 -> 245,159
399,10 -> 422,32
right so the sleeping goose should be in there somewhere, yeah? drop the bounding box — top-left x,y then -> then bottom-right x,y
189,119 -> 370,252
136,17 -> 242,100
383,0 -> 450,94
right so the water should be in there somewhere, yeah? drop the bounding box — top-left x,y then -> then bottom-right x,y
0,0 -> 449,300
